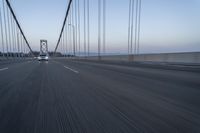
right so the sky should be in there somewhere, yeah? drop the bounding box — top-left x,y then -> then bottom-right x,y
1,0 -> 200,54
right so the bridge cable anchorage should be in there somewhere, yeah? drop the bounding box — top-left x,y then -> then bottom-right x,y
0,2 -> 5,57
54,0 -> 72,54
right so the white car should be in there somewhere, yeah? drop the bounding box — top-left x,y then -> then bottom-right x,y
38,54 -> 49,61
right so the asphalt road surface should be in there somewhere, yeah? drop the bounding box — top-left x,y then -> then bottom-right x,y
0,59 -> 200,133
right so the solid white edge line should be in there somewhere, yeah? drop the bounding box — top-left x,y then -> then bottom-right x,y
0,67 -> 8,71
64,66 -> 79,74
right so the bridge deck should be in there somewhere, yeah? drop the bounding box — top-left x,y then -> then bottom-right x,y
0,59 -> 200,133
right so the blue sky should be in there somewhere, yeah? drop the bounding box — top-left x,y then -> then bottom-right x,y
2,0 -> 200,54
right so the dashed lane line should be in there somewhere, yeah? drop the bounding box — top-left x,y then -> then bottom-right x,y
64,66 -> 79,74
0,67 -> 8,71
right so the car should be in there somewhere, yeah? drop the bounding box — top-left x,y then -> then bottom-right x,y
38,54 -> 49,61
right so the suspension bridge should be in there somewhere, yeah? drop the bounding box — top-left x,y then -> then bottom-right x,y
0,0 -> 200,133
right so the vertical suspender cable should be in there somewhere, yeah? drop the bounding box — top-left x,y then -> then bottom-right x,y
13,16 -> 17,55
87,0 -> 90,56
21,35 -> 24,57
75,0 -> 77,54
20,33 -> 23,57
77,0 -> 80,56
61,33 -> 63,55
19,31 -> 21,57
2,0 -> 8,57
69,9 -> 72,55
65,25 -> 68,56
128,0 -> 132,55
72,1 -> 75,56
67,9 -> 69,55
102,0 -> 106,55
98,0 -> 101,58
21,34 -> 24,57
63,29 -> 65,55
59,36 -> 61,54
137,0 -> 141,54
11,16 -> 14,54
134,0 -> 138,55
23,40 -> 26,57
84,0 -> 86,57
60,34 -> 63,55
0,3 -> 5,57
6,5 -> 11,53
130,0 -> 135,55
16,28 -> 19,57
23,39 -> 25,56
71,7 -> 73,55
62,33 -> 64,55
64,32 -> 65,55
10,12 -> 15,57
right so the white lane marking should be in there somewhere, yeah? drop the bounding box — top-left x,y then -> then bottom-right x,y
64,66 -> 79,74
0,67 -> 8,71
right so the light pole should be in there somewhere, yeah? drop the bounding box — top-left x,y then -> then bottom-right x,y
68,24 -> 75,56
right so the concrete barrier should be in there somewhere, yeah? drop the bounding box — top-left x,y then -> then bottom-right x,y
77,52 -> 200,64
0,57 -> 34,65
132,52 -> 200,63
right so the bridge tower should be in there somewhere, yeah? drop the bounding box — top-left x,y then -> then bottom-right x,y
40,40 -> 48,55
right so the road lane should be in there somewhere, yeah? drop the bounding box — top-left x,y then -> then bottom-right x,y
0,59 -> 200,133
